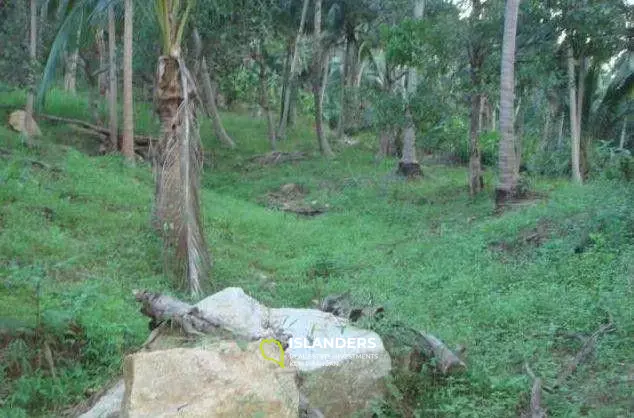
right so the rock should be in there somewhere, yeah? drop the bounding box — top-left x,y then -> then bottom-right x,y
270,308 -> 392,417
122,342 -> 299,418
195,287 -> 270,340
78,379 -> 125,418
129,287 -> 391,417
8,110 -> 42,136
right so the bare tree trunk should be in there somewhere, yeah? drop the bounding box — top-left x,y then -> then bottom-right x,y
311,0 -> 334,157
25,0 -> 37,138
122,0 -> 135,161
577,56 -> 588,179
278,38 -> 292,125
397,2 -> 423,177
541,104 -> 552,152
279,0 -> 310,139
108,6 -> 118,151
320,50 -> 330,110
469,93 -> 484,195
96,29 -> 107,95
201,57 -> 236,148
398,107 -> 421,177
256,43 -> 276,151
336,40 -> 348,139
64,28 -> 80,94
619,118 -> 627,149
496,0 -> 521,206
567,45 -> 582,183
557,112 -> 565,151
468,0 -> 484,196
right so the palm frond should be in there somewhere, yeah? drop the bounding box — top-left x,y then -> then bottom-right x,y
36,0 -> 118,110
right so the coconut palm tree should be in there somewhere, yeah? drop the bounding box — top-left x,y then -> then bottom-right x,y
152,0 -> 211,297
496,0 -> 521,205
39,0 -> 211,297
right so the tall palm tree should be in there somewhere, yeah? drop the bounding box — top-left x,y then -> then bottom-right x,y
152,0 -> 211,297
496,0 -> 521,205
39,0 -> 211,297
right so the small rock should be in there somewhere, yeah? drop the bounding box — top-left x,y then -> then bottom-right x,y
9,110 -> 42,136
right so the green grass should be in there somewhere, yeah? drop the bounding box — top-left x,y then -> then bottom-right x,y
1,90 -> 633,417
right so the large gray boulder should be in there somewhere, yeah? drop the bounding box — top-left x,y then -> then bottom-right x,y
270,308 -> 391,416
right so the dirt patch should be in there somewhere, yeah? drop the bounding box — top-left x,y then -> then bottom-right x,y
488,219 -> 555,256
264,183 -> 327,217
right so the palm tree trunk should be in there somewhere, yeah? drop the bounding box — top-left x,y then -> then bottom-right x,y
577,56 -> 588,178
96,29 -> 107,95
155,56 -> 210,298
122,0 -> 135,161
278,38 -> 292,125
567,45 -> 582,183
336,40 -> 348,139
108,6 -> 118,150
619,118 -> 627,149
64,27 -> 81,94
496,0 -> 521,206
312,0 -> 334,157
320,51 -> 330,109
279,0 -> 310,139
25,0 -> 37,138
397,107 -> 421,177
469,93 -> 484,195
557,112 -> 565,151
256,43 -> 276,150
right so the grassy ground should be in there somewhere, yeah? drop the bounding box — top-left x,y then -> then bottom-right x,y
0,90 -> 633,417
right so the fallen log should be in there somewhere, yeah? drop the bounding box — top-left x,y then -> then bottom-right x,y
317,292 -> 465,375
132,290 -> 290,345
552,315 -> 615,390
38,113 -> 157,146
524,363 -> 546,418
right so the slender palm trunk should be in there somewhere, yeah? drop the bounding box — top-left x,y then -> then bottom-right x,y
279,0 -> 310,139
201,57 -> 235,148
336,40 -> 347,139
25,0 -> 37,137
122,0 -> 134,160
496,0 -> 521,205
557,112 -> 565,151
96,29 -> 107,95
397,2 -> 423,177
108,6 -> 118,150
256,43 -> 276,150
64,27 -> 81,94
567,45 -> 582,183
312,0 -> 334,157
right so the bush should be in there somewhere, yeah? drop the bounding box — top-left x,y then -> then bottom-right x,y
593,141 -> 634,181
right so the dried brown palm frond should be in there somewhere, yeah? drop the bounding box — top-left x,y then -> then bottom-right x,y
153,55 -> 211,298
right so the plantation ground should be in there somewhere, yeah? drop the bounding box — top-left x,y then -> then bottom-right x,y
0,91 -> 633,417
